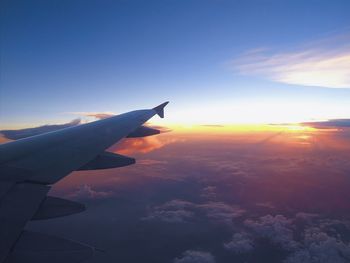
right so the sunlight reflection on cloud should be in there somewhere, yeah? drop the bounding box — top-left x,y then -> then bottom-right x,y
109,135 -> 177,155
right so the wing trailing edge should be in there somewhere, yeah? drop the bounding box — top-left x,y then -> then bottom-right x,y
127,126 -> 160,138
5,231 -> 94,263
77,152 -> 135,171
32,196 -> 85,220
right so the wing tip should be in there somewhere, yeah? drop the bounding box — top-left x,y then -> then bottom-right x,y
153,101 -> 169,118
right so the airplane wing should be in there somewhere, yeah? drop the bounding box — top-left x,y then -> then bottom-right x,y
0,102 -> 169,263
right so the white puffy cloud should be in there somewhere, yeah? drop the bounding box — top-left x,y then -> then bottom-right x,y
284,227 -> 350,263
238,214 -> 350,262
142,199 -> 244,225
142,200 -> 195,223
173,250 -> 215,263
198,202 -> 245,225
69,184 -> 113,200
244,214 -> 298,250
224,232 -> 254,254
294,212 -> 319,224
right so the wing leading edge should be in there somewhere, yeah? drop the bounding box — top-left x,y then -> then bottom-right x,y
0,102 -> 169,263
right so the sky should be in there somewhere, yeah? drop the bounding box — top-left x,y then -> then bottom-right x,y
1,2 -> 350,262
1,0 -> 350,127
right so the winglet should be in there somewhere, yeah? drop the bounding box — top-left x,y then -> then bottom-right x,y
153,101 -> 169,118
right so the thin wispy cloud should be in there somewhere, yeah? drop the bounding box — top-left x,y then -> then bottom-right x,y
231,34 -> 350,89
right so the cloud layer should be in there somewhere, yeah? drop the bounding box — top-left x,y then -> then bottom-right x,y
26,125 -> 350,262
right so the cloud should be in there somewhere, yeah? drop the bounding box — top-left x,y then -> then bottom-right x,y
148,124 -> 172,133
284,227 -> 350,263
244,214 -> 298,251
109,136 -> 176,155
22,126 -> 350,262
294,212 -> 319,224
0,133 -> 13,144
143,209 -> 194,223
143,199 -> 244,225
69,184 -> 113,200
173,250 -> 215,263
142,200 -> 195,223
200,186 -> 217,200
137,159 -> 168,165
224,232 -> 254,254
0,119 -> 81,140
198,202 -> 245,225
302,119 -> 350,129
231,35 -> 350,88
235,213 -> 350,262
70,112 -> 115,120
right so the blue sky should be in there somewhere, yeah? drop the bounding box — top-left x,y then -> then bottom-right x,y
1,0 -> 350,127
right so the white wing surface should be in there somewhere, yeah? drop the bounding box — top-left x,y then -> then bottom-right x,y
0,102 -> 169,263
